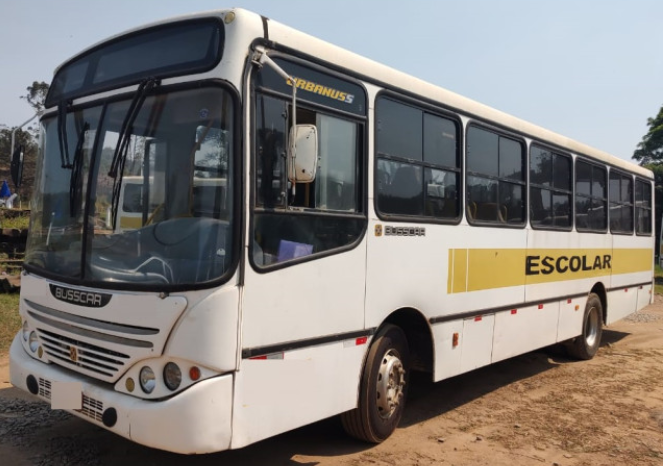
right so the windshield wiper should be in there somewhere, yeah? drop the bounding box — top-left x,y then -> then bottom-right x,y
57,100 -> 72,169
108,77 -> 160,229
69,122 -> 89,217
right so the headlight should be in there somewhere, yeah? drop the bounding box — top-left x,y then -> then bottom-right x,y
139,366 -> 156,394
28,331 -> 39,353
22,321 -> 30,342
163,362 -> 182,391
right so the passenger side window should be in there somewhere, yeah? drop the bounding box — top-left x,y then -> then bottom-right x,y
466,126 -> 525,225
635,179 -> 652,235
609,170 -> 634,234
375,96 -> 460,220
252,94 -> 364,267
575,160 -> 607,232
529,145 -> 572,229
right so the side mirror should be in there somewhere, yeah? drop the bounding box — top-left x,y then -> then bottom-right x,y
288,124 -> 318,183
11,144 -> 24,189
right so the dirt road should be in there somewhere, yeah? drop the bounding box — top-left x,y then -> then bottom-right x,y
2,300 -> 662,466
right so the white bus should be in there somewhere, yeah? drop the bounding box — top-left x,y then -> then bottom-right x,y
11,8 -> 654,454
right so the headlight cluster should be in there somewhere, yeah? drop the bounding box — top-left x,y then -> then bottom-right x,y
22,320 -> 41,356
163,362 -> 182,391
139,366 -> 157,394
128,360 -> 201,396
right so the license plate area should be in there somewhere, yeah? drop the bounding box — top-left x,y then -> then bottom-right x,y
51,381 -> 83,410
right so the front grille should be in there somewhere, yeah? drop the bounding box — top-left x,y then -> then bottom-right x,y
37,328 -> 130,378
78,394 -> 104,422
39,378 -> 51,399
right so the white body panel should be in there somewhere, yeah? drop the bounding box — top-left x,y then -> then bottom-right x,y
556,295 -> 588,342
492,303 -> 559,363
460,315 -> 494,372
241,241 -> 366,349
230,338 -> 368,448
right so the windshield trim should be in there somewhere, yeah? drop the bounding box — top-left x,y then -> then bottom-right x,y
25,80 -> 243,293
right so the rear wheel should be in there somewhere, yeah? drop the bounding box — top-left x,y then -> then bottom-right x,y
341,324 -> 410,443
568,293 -> 603,360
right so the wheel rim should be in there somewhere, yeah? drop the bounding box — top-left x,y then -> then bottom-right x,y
585,306 -> 600,347
375,349 -> 406,419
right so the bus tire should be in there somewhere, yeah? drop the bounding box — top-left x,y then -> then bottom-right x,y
341,324 -> 410,443
568,293 -> 603,360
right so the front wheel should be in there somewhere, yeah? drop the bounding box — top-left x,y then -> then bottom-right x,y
341,324 -> 410,443
568,293 -> 603,360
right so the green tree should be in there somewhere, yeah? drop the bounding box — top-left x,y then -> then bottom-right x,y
633,104 -> 663,165
20,81 -> 50,114
0,81 -> 49,203
633,105 -> 663,259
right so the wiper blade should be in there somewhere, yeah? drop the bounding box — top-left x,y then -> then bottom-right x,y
108,77 -> 159,178
69,122 -> 89,217
108,77 -> 160,229
57,100 -> 72,169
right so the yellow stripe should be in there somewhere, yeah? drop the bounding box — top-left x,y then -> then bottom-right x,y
467,249 -> 526,291
613,248 -> 653,274
447,250 -> 453,294
446,248 -> 652,293
452,249 -> 468,293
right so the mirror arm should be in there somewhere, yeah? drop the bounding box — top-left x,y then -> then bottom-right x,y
10,110 -> 43,158
252,47 -> 298,195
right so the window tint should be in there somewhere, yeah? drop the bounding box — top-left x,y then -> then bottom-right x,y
635,179 -> 652,235
499,137 -> 523,180
424,113 -> 457,168
467,126 -> 498,176
553,155 -> 571,190
377,159 -> 424,216
377,98 -> 422,161
529,145 -> 572,229
466,125 -> 525,225
609,171 -> 633,234
575,160 -> 607,232
375,96 -> 460,220
425,168 -> 459,218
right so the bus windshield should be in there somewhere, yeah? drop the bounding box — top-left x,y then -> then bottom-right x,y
25,86 -> 236,289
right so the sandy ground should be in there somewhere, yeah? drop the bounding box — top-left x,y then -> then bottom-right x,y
1,300 -> 662,466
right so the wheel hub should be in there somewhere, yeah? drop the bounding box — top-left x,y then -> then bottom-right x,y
376,350 -> 406,419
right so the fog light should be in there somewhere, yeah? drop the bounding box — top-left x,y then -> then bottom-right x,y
22,321 -> 30,342
163,362 -> 182,391
28,331 -> 39,353
139,366 -> 156,394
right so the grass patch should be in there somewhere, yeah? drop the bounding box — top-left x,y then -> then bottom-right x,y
0,208 -> 30,230
0,293 -> 20,355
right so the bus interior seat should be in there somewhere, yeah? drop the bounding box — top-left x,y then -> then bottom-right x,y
466,201 -> 477,221
475,202 -> 506,223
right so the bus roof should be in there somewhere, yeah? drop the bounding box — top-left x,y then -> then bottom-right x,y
52,7 -> 652,179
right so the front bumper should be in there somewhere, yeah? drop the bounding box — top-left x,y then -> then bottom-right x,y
9,334 -> 234,454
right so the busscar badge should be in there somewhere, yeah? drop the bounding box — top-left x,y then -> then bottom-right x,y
69,346 -> 79,362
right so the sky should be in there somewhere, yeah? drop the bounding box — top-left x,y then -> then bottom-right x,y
1,0 -> 662,163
